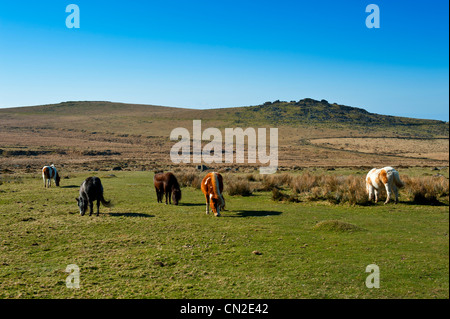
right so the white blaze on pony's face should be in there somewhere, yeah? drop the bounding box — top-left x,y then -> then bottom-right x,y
76,197 -> 87,216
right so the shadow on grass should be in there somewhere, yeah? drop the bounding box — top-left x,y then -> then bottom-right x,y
226,210 -> 283,218
60,185 -> 79,189
108,212 -> 154,218
178,203 -> 204,207
399,200 -> 449,207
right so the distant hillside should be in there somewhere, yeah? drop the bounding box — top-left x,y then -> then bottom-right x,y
227,99 -> 449,137
2,99 -> 447,137
0,99 -> 448,171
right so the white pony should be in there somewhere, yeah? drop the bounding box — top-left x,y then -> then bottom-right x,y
366,167 -> 404,204
42,164 -> 60,188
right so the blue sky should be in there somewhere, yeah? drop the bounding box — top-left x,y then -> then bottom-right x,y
0,1 -> 448,120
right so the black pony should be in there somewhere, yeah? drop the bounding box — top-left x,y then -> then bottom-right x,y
76,177 -> 112,216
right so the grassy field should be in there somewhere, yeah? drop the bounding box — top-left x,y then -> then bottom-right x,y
0,170 -> 448,299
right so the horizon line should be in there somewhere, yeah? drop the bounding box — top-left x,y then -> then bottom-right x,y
0,99 -> 448,123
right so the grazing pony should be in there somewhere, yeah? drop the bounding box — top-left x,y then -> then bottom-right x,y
153,172 -> 182,205
366,166 -> 404,204
201,172 -> 225,217
42,164 -> 60,188
76,177 -> 111,216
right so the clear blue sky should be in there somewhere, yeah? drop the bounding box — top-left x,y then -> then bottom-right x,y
0,1 -> 448,120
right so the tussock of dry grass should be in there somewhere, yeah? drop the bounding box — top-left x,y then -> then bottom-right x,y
403,175 -> 449,204
175,170 -> 203,189
271,188 -> 300,203
225,175 -> 253,197
288,173 -> 369,205
255,174 -> 293,192
313,220 -> 366,232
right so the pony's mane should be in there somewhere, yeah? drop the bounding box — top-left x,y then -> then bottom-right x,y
211,172 -> 225,207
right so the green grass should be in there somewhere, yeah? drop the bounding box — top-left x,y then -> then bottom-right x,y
0,171 -> 448,299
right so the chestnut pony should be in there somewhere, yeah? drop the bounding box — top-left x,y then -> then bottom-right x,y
201,172 -> 225,217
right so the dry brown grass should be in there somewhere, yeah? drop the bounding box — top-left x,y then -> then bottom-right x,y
403,175 -> 449,204
310,137 -> 449,161
293,174 -> 369,205
256,174 -> 293,191
225,176 -> 253,197
271,188 -> 300,202
174,169 -> 203,189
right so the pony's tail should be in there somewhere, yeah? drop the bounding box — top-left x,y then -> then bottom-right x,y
212,172 -> 225,209
100,193 -> 113,208
393,171 -> 405,188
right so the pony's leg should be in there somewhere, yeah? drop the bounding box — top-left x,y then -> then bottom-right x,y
393,185 -> 399,203
215,205 -> 221,217
155,188 -> 160,203
367,185 -> 373,202
384,183 -> 392,204
374,189 -> 379,203
89,201 -> 94,216
96,200 -> 101,216
205,195 -> 210,214
43,176 -> 47,188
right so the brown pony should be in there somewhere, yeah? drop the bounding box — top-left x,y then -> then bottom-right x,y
201,172 -> 225,217
153,172 -> 182,205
